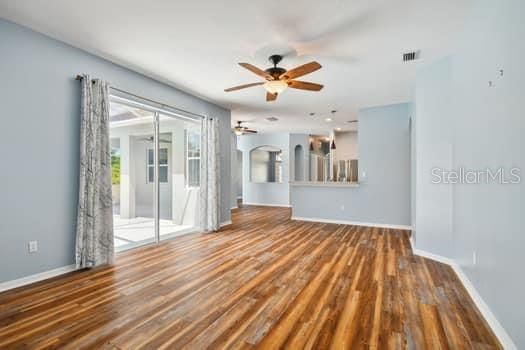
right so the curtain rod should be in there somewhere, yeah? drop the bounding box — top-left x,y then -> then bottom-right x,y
75,75 -> 206,119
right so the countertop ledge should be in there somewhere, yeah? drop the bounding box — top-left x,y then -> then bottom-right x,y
290,181 -> 360,188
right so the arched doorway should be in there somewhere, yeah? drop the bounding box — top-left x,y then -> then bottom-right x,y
294,144 -> 304,181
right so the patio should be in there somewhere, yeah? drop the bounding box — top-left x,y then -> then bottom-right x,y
113,215 -> 196,250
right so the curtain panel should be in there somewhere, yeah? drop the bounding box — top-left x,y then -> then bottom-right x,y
75,75 -> 114,268
200,117 -> 220,232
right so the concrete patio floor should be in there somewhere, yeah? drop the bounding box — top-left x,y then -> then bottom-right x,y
113,215 -> 196,251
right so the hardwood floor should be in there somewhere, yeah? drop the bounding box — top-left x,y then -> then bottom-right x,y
0,205 -> 500,349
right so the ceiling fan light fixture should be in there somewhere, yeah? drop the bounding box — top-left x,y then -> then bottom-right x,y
234,129 -> 243,136
263,80 -> 288,95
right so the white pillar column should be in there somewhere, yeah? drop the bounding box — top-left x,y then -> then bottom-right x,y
120,135 -> 136,219
171,125 -> 187,225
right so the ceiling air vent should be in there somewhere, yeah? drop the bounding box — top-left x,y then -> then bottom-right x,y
403,51 -> 419,62
266,117 -> 279,122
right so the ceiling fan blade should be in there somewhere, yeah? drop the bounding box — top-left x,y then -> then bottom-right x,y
280,61 -> 321,80
288,80 -> 324,91
243,129 -> 258,134
266,91 -> 277,102
239,63 -> 273,80
224,82 -> 264,92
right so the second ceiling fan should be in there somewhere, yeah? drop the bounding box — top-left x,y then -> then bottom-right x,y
224,55 -> 323,102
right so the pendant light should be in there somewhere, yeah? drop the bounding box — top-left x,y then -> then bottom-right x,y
330,110 -> 337,150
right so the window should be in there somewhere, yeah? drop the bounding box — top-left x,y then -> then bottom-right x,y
250,146 -> 283,183
186,130 -> 200,187
147,148 -> 168,183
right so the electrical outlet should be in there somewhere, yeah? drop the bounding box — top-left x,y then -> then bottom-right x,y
472,251 -> 477,265
28,240 -> 38,253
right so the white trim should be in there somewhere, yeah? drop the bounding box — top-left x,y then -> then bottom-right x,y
412,247 -> 455,265
0,264 -> 77,293
243,202 -> 292,208
237,196 -> 242,200
412,248 -> 517,349
291,216 -> 412,230
230,206 -> 238,210
219,220 -> 232,227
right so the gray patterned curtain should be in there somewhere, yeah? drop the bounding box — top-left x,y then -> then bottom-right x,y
75,75 -> 114,268
200,117 -> 220,232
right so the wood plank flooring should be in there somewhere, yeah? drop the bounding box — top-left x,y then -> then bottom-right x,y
0,205 -> 500,349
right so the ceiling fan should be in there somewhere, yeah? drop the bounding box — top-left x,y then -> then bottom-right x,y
224,55 -> 323,102
138,136 -> 172,143
233,121 -> 257,136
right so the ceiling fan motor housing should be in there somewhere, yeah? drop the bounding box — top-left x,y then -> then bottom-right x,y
265,67 -> 286,79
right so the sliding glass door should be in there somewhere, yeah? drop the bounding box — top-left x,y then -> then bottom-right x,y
157,114 -> 201,241
109,101 -> 156,250
109,97 -> 200,251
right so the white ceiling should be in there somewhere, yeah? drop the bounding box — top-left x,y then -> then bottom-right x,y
0,0 -> 471,134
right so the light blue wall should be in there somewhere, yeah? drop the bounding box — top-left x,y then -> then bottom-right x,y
414,58 -> 454,257
0,19 -> 231,283
414,0 -> 524,346
409,102 -> 416,232
292,103 -> 411,226
230,132 -> 238,209
238,133 -> 291,206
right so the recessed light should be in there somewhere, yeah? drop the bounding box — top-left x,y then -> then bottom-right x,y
325,118 -> 333,122
336,127 -> 342,131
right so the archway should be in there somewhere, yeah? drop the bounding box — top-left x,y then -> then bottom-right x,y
294,144 -> 304,181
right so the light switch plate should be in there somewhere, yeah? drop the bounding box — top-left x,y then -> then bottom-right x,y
28,240 -> 38,253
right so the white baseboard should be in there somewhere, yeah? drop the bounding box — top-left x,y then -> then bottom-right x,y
230,206 -> 238,210
243,202 -> 292,208
0,264 -> 77,293
219,220 -> 232,227
412,247 -> 517,349
291,216 -> 412,230
412,247 -> 455,266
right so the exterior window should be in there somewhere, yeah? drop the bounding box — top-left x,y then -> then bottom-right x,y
147,148 -> 168,183
186,130 -> 200,187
